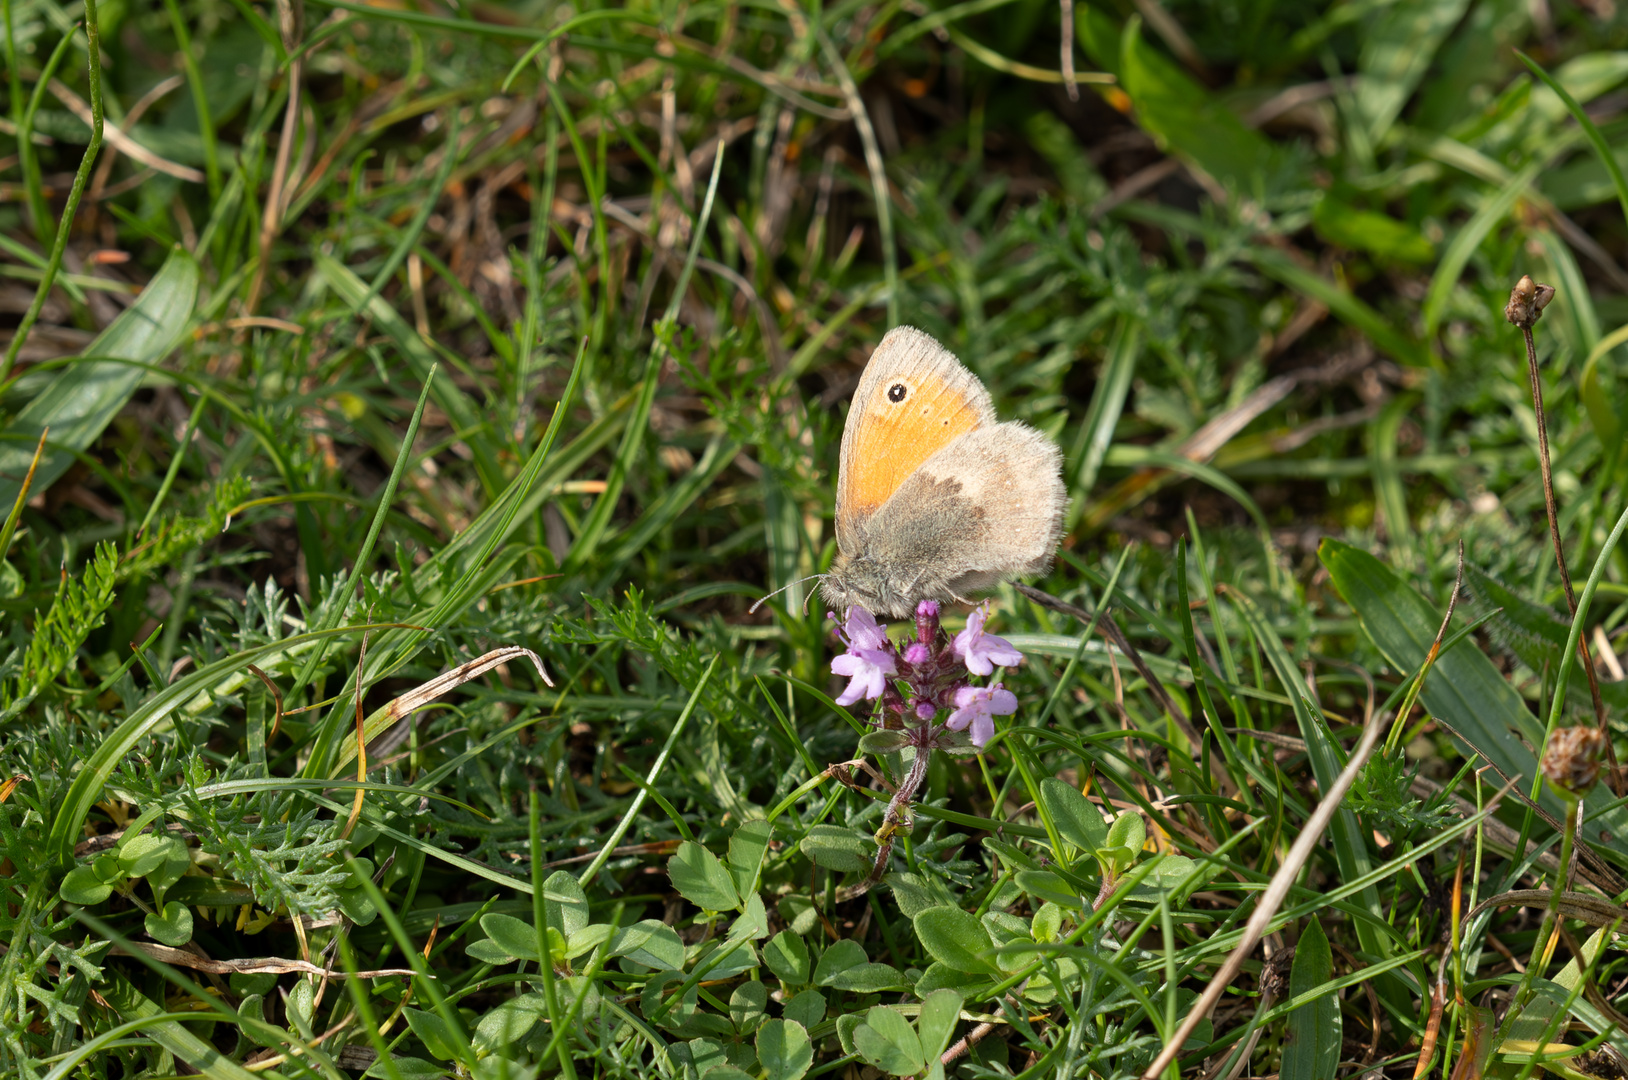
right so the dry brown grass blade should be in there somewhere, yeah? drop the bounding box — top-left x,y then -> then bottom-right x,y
47,80 -> 203,183
111,941 -> 415,978
1466,888 -> 1628,928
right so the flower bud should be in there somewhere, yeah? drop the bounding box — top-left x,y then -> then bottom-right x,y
1542,724 -> 1607,799
1505,274 -> 1556,329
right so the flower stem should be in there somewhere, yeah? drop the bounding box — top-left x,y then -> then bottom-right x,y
1510,278 -> 1616,790
859,737 -> 934,894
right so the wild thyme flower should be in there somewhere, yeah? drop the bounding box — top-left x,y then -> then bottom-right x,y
828,600 -> 1026,741
830,606 -> 896,706
827,599 -> 1029,897
953,603 -> 1023,675
945,683 -> 1017,748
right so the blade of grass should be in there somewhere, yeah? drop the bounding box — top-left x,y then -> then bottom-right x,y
0,0 -> 105,385
577,654 -> 718,889
0,250 -> 199,511
1517,50 -> 1628,230
564,141 -> 726,573
288,365 -> 437,727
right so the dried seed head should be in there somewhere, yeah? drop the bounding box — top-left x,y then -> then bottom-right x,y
1542,723 -> 1607,799
1505,274 -> 1557,329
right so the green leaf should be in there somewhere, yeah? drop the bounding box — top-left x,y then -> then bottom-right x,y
564,923 -> 613,960
823,962 -> 911,993
1031,903 -> 1064,943
117,833 -> 172,879
59,865 -> 114,906
727,820 -> 773,901
681,1037 -> 729,1079
668,841 -> 740,912
912,906 -> 999,974
465,938 -> 517,965
886,871 -> 958,918
404,1008 -> 462,1063
763,930 -> 811,986
835,1012 -> 865,1056
365,1056 -> 444,1079
1312,196 -> 1434,264
755,1019 -> 813,1080
146,836 -> 191,894
730,981 -> 769,1036
145,900 -> 194,946
1116,19 -> 1286,195
783,989 -> 825,1030
1282,918 -> 1340,1080
1038,778 -> 1109,858
610,920 -> 686,971
853,1006 -> 924,1076
1015,870 -> 1083,908
542,870 -> 590,936
0,250 -> 199,512
479,914 -> 541,962
916,989 -> 964,1062
101,973 -> 261,1080
472,993 -> 547,1056
1354,0 -> 1471,143
728,893 -> 770,941
798,825 -> 873,873
1102,813 -> 1146,873
702,1068 -> 757,1080
859,729 -> 910,754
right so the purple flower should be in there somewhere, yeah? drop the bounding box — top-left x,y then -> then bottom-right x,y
835,606 -> 890,652
945,684 -> 1017,748
831,607 -> 896,706
903,642 -> 930,665
952,604 -> 1023,676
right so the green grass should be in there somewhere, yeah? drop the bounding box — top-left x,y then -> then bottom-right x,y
4,0 -> 1628,1078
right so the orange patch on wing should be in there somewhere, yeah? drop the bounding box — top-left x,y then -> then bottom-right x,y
844,373 -> 984,515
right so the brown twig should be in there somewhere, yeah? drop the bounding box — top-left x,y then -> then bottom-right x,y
1505,275 -> 1618,793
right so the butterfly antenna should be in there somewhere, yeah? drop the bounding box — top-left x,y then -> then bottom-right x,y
749,574 -> 827,615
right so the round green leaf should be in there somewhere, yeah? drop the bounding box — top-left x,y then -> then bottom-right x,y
145,900 -> 194,946
480,913 -> 542,962
755,1018 -> 813,1080
853,1006 -> 923,1076
60,864 -> 114,906
912,906 -> 998,974
763,929 -> 811,986
117,833 -> 170,879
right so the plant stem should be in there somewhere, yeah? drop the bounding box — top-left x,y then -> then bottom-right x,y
1511,277 -> 1617,791
858,737 -> 934,894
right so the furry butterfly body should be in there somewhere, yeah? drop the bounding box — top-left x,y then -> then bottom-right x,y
821,327 -> 1066,617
